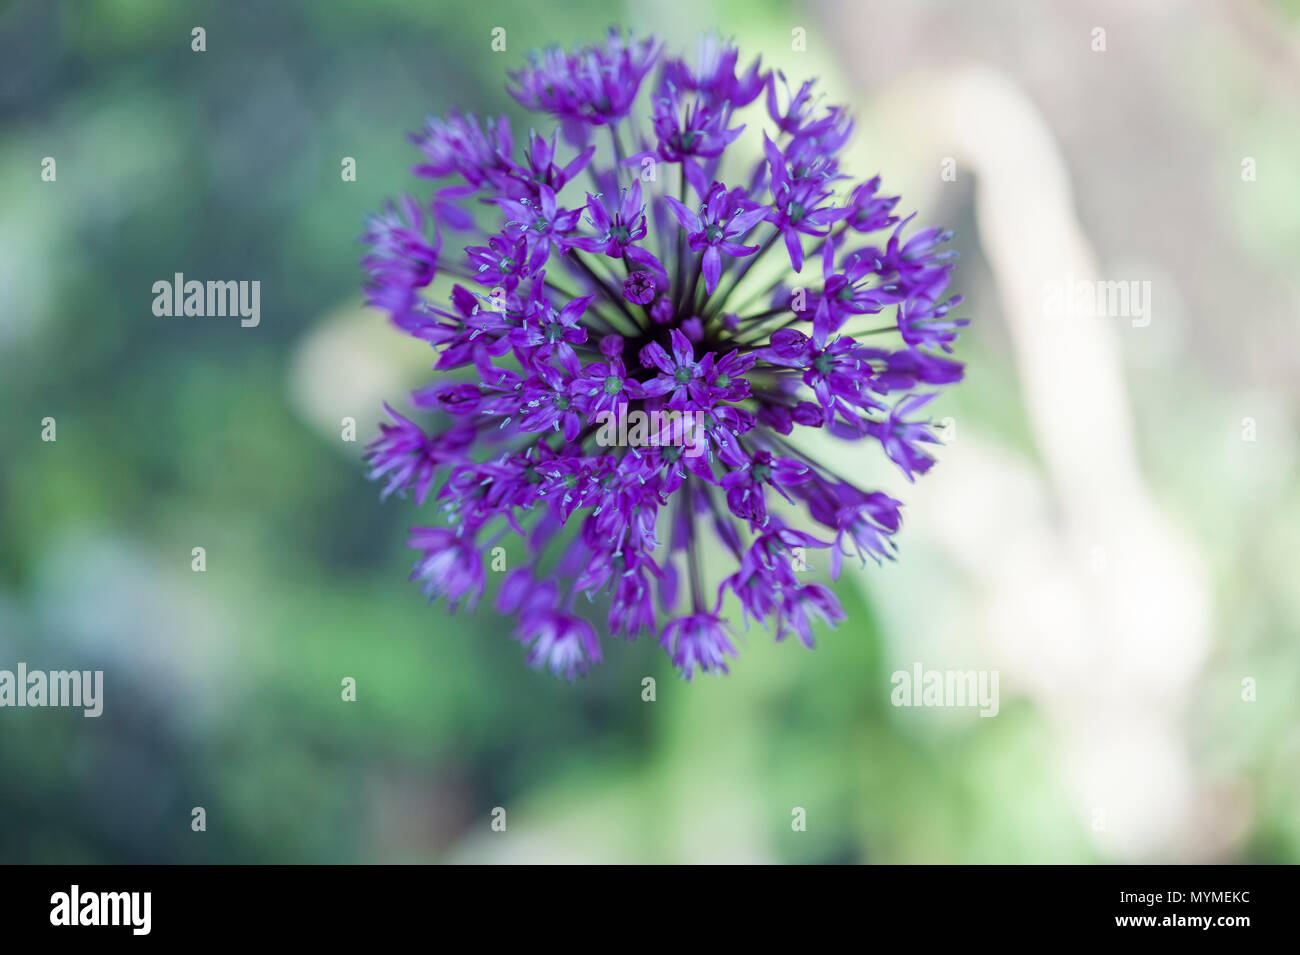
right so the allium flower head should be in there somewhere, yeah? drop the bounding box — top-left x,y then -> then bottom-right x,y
362,31 -> 969,680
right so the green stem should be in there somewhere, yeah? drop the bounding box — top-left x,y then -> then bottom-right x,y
567,252 -> 642,333
703,229 -> 780,321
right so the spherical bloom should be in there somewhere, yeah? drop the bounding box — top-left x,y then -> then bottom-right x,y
361,32 -> 968,680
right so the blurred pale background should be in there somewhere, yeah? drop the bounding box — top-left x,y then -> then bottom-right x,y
1,0 -> 1297,863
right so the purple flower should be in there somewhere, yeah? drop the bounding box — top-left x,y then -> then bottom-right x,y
870,393 -> 942,481
765,73 -> 818,135
517,612 -> 603,680
661,35 -> 765,110
623,270 -> 657,304
665,181 -> 767,294
517,348 -> 584,439
575,354 -> 645,417
407,527 -> 486,611
510,283 -> 593,364
796,482 -> 903,574
569,182 -> 665,277
720,449 -> 810,524
777,583 -> 845,648
660,612 -> 737,679
361,33 -> 968,680
875,213 -> 958,294
505,130 -> 594,200
508,30 -> 660,142
846,176 -> 900,233
411,110 -> 512,189
361,195 -> 442,323
764,134 -> 848,272
897,288 -> 968,353
638,329 -> 706,410
365,404 -> 472,504
621,88 -> 746,198
645,87 -> 743,164
465,234 -> 527,291
495,185 -> 583,270
761,328 -> 882,427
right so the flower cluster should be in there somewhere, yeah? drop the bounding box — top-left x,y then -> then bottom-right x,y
362,31 -> 967,680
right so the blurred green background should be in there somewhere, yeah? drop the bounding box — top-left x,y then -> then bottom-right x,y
1,0 -> 1297,863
